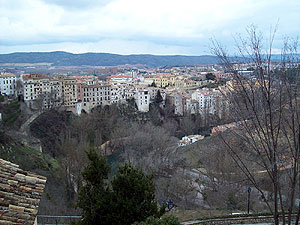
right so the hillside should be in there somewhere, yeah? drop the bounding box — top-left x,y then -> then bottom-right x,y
0,51 -> 221,67
0,131 -> 58,172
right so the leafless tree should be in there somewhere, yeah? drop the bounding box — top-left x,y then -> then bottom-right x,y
211,25 -> 300,224
57,127 -> 88,203
16,79 -> 23,97
33,93 -> 46,111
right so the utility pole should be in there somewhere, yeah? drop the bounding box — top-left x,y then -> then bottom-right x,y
247,187 -> 252,214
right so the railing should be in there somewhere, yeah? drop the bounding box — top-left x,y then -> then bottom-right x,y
182,214 -> 298,225
37,215 -> 81,225
37,214 -> 298,225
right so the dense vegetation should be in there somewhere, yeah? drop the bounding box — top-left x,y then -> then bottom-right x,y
24,99 -> 236,216
0,99 -> 21,127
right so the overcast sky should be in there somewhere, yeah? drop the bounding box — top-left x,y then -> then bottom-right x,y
0,0 -> 299,55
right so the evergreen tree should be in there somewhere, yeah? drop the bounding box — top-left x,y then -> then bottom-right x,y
76,149 -> 164,225
76,148 -> 112,225
110,163 -> 164,225
205,72 -> 216,80
154,90 -> 163,104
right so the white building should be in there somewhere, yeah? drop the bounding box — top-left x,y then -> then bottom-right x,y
107,75 -> 133,83
134,88 -> 150,112
191,89 -> 215,114
185,98 -> 199,114
21,74 -> 62,109
0,73 -> 17,96
110,83 -> 131,104
178,134 -> 205,146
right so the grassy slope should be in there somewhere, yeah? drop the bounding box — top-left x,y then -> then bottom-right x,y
0,131 -> 59,174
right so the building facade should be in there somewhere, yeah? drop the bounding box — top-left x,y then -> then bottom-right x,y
0,73 -> 16,96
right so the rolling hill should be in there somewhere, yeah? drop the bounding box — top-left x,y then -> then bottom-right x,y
0,51 -> 221,67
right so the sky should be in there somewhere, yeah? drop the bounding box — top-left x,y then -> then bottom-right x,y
0,0 -> 299,55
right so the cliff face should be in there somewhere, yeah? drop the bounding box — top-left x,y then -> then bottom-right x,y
0,131 -> 58,172
29,110 -> 70,157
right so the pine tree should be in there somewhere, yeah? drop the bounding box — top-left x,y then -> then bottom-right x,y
76,148 -> 112,225
76,149 -> 164,225
154,90 -> 163,104
110,163 -> 164,225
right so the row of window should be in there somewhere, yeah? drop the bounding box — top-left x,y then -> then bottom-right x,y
83,96 -> 110,102
83,91 -> 110,97
0,85 -> 15,89
83,87 -> 110,92
0,79 -> 15,84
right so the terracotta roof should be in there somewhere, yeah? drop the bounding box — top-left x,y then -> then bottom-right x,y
0,73 -> 16,78
0,158 -> 46,225
72,75 -> 95,79
106,75 -> 131,79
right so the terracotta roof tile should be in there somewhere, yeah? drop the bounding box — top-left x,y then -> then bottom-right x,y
0,158 -> 46,225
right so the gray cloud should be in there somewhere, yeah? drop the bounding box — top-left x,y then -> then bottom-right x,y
0,0 -> 299,55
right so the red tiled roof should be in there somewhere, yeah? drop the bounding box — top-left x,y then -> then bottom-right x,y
0,159 -> 46,225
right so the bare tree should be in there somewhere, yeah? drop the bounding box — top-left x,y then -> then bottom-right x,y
211,25 -> 300,224
57,127 -> 88,203
33,93 -> 46,111
16,79 -> 23,98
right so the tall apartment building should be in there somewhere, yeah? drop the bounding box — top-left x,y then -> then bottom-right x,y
22,74 -> 62,109
147,87 -> 166,101
168,92 -> 184,115
134,88 -> 150,112
191,89 -> 215,114
81,83 -> 111,112
110,85 -> 125,104
0,73 -> 16,96
59,76 -> 78,109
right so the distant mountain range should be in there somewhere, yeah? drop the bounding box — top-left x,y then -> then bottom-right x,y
0,51 -> 221,67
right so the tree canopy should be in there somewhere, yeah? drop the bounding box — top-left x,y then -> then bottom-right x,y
205,72 -> 216,80
76,148 -> 164,225
154,90 -> 163,104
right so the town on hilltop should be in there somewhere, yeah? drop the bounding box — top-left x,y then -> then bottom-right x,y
0,63 -> 256,117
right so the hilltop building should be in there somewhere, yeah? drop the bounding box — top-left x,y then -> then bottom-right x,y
134,88 -> 150,112
0,73 -> 17,96
21,74 -> 62,109
15,69 -> 230,115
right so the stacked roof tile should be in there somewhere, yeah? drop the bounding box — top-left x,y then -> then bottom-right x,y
0,158 -> 46,225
